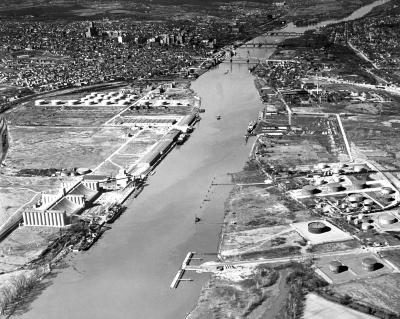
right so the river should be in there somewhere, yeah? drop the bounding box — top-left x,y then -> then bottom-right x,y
17,0 -> 390,318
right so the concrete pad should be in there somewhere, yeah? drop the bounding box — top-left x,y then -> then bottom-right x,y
316,252 -> 393,284
303,293 -> 376,319
292,220 -> 353,244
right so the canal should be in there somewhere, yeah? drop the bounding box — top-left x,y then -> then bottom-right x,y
18,0 -> 390,318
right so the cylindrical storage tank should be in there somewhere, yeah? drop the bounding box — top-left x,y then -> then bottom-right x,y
354,165 -> 366,173
361,223 -> 373,231
331,167 -> 343,174
354,219 -> 360,225
316,163 -> 328,170
379,213 -> 397,225
361,217 -> 374,224
328,183 -> 344,192
308,222 -> 330,234
302,185 -> 320,196
362,258 -> 378,271
340,203 -> 347,209
76,167 -> 91,175
350,202 -> 362,208
329,261 -> 342,273
353,181 -> 367,190
362,206 -> 371,212
363,198 -> 374,206
346,215 -> 354,222
345,207 -> 352,213
358,213 -> 365,220
333,174 -> 345,183
381,187 -> 395,195
347,194 -> 364,203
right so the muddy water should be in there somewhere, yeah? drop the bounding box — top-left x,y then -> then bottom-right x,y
18,0 -> 390,318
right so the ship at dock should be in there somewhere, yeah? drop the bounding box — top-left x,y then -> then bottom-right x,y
105,203 -> 124,224
247,121 -> 257,133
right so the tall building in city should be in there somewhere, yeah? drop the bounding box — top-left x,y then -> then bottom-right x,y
85,22 -> 98,38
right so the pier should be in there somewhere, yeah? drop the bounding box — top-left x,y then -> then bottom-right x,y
170,252 -> 195,289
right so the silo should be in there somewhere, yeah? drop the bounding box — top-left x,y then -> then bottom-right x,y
362,258 -> 378,271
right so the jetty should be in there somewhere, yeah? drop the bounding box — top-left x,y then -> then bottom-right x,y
170,252 -> 197,289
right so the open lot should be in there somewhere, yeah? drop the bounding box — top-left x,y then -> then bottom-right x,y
0,227 -> 59,270
6,103 -> 126,127
303,293 -> 375,319
331,274 -> 400,315
220,225 -> 306,258
7,126 -> 130,171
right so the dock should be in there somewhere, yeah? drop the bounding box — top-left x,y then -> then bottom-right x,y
170,252 -> 195,289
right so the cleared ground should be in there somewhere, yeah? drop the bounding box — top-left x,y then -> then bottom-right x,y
331,274 -> 400,315
221,225 -> 306,258
7,126 -> 129,170
303,293 -> 375,319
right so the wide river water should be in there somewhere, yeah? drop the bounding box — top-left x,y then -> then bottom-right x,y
18,0 -> 390,318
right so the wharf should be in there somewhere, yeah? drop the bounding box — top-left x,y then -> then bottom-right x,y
170,252 -> 196,289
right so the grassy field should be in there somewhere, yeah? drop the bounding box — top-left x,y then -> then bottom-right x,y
331,274 -> 400,315
7,126 -> 128,171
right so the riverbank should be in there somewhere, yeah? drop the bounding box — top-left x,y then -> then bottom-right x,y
187,1 -> 400,318
0,81 -> 202,316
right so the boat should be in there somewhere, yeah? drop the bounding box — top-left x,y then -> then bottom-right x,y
195,216 -> 201,223
105,203 -> 123,224
177,133 -> 188,145
247,121 -> 257,133
216,115 -> 222,120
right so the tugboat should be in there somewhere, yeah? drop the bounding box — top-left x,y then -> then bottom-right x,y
216,115 -> 222,120
177,133 -> 188,145
247,121 -> 257,133
105,203 -> 123,224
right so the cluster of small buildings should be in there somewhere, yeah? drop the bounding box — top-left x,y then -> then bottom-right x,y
324,9 -> 400,84
0,18 -> 237,94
